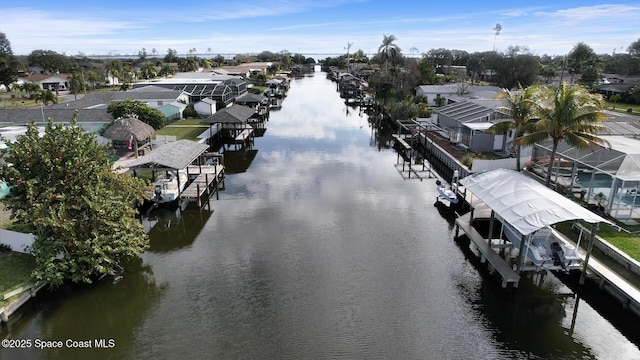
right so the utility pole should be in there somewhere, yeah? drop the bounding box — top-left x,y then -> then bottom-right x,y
345,42 -> 353,73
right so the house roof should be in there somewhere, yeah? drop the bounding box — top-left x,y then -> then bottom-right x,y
127,139 -> 209,170
112,90 -> 185,101
460,169 -> 611,235
202,104 -> 254,124
436,100 -> 498,123
103,117 -> 155,141
236,93 -> 266,104
0,108 -> 112,125
197,98 -> 216,105
23,73 -> 73,82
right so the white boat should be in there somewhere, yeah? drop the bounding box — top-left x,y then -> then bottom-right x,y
149,170 -> 188,204
500,218 -> 582,271
436,180 -> 459,204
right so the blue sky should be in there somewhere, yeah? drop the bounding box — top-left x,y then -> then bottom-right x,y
1,1 -> 639,57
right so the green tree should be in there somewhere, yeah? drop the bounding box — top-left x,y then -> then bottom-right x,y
20,82 -> 40,97
67,72 -> 86,100
0,32 -> 13,56
568,42 -> 594,85
488,84 -> 540,171
27,49 -> 76,73
164,48 -> 178,63
85,70 -> 101,89
378,34 -> 400,75
609,94 -> 621,110
140,61 -> 157,79
38,89 -> 58,105
0,32 -> 19,91
107,99 -> 167,129
0,117 -> 150,287
519,84 -> 608,186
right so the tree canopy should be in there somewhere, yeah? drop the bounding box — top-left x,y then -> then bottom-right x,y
107,99 -> 167,130
0,32 -> 19,91
0,117 -> 150,287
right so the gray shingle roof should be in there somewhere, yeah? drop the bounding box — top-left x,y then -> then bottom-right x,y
202,104 -> 254,124
0,108 -> 112,125
127,139 -> 209,170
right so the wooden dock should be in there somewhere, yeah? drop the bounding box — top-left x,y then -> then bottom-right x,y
455,213 -> 520,288
181,164 -> 225,208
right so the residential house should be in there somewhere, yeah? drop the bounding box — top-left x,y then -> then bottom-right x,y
112,85 -> 190,109
435,99 -> 512,153
23,73 -> 72,91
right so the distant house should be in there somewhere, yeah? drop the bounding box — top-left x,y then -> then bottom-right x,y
23,74 -> 72,91
415,84 -> 502,106
112,86 -> 190,109
223,77 -> 248,98
194,98 -> 217,116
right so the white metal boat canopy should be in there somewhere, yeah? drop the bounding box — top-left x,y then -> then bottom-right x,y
460,169 -> 612,235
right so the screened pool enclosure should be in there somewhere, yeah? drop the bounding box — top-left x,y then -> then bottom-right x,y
531,136 -> 640,220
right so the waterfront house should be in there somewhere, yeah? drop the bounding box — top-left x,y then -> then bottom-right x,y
435,99 -> 512,153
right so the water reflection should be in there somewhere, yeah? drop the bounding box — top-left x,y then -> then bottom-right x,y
0,258 -> 166,360
145,205 -> 212,253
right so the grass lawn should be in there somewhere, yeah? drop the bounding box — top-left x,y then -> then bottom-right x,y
0,252 -> 36,296
156,118 -> 208,141
0,92 -> 59,109
605,101 -> 640,116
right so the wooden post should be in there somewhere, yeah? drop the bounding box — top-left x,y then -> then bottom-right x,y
516,234 -> 527,273
487,210 -> 495,245
196,183 -> 201,207
580,223 -> 599,285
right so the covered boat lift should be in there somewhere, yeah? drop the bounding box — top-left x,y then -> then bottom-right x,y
456,169 -> 612,287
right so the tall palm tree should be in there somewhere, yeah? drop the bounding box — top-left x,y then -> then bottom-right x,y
519,83 -> 608,186
487,84 -> 539,171
67,73 -> 86,101
378,34 -> 400,75
140,61 -> 157,79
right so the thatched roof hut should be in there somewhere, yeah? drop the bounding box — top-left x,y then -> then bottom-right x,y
104,117 -> 156,157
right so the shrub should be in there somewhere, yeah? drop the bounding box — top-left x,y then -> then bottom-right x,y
628,108 -> 633,113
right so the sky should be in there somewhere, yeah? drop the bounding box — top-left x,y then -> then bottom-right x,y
1,0 -> 639,58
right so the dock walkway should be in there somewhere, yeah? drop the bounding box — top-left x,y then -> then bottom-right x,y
580,249 -> 640,316
455,213 -> 520,288
181,165 -> 225,207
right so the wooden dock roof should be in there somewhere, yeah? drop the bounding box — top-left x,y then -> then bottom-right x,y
201,104 -> 255,125
128,139 -> 209,170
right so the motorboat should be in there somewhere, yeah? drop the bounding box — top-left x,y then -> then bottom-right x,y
500,218 -> 582,272
436,179 -> 459,204
149,170 -> 188,204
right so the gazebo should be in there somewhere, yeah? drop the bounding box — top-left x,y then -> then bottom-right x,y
104,117 -> 156,158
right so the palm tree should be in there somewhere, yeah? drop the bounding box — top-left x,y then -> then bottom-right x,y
487,84 -> 539,171
140,61 -> 157,79
378,34 -> 400,75
86,71 -> 101,89
67,73 -> 86,101
519,83 -> 608,186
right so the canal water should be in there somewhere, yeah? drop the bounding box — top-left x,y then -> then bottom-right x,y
2,70 -> 640,360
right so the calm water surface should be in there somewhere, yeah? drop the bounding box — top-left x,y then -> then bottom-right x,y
2,71 -> 640,360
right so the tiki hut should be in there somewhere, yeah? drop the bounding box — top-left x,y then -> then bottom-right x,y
104,117 -> 156,158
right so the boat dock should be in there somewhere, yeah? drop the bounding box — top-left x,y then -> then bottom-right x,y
181,164 -> 226,208
391,134 -> 434,180
455,213 -> 521,288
